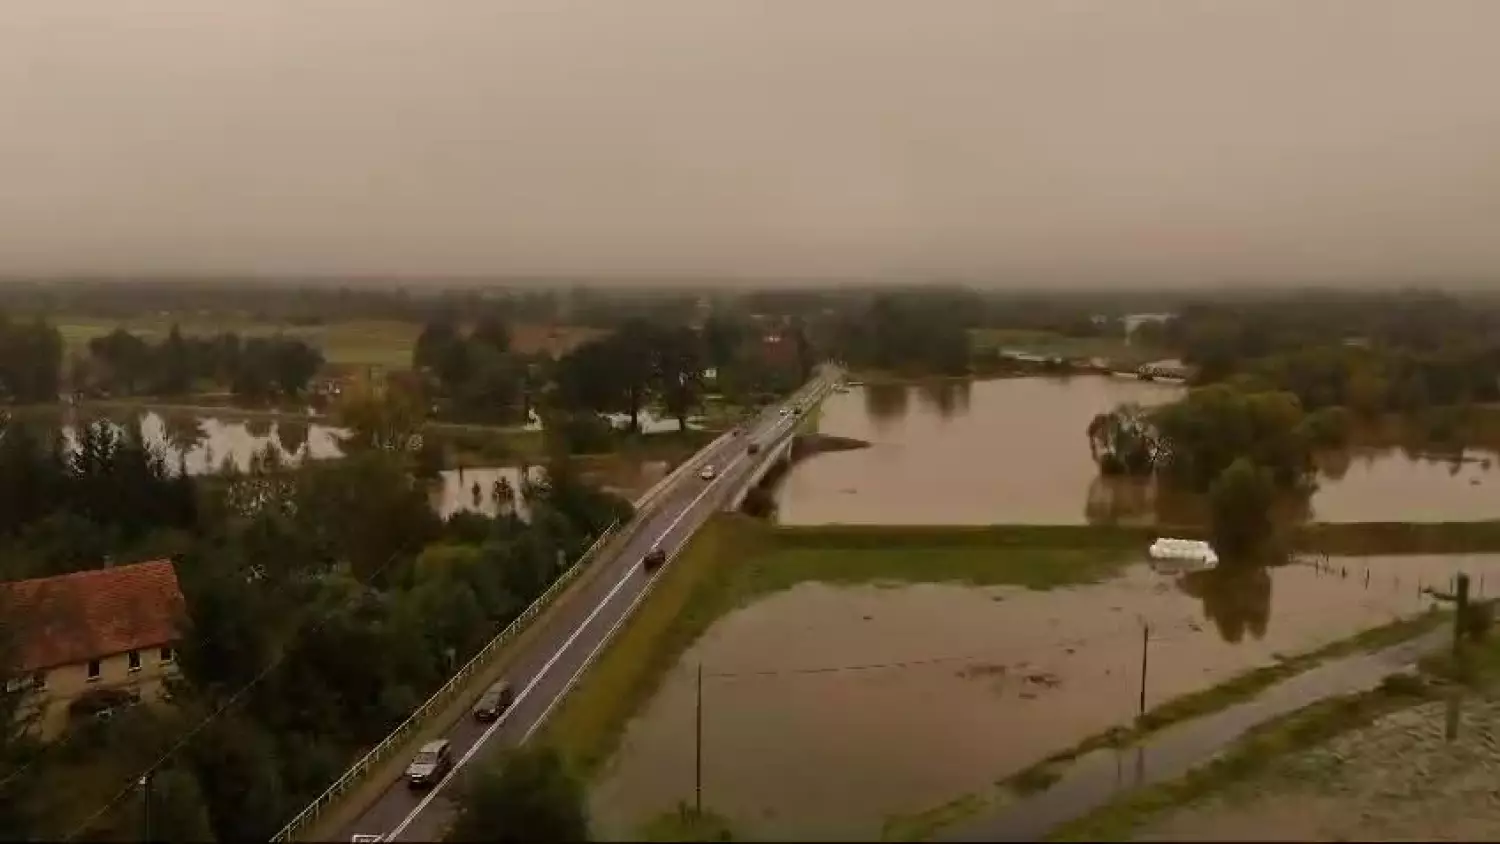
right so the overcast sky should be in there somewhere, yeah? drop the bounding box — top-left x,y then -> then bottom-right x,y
5,1 -> 1500,286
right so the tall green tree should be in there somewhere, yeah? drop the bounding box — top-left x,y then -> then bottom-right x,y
447,745 -> 590,843
1208,457 -> 1278,561
654,326 -> 704,432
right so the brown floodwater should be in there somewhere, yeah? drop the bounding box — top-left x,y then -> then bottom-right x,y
774,378 -> 1499,525
51,409 -> 665,517
61,409 -> 346,473
430,459 -> 668,519
590,553 -> 1500,841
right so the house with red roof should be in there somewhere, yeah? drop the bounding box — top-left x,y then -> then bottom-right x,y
1,559 -> 187,739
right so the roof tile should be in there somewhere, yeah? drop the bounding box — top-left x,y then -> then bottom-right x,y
1,560 -> 186,673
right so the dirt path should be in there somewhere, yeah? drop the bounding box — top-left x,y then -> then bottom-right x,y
948,630 -> 1448,841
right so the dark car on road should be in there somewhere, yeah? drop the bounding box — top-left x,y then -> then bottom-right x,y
643,547 -> 667,572
473,681 -> 515,722
405,739 -> 453,789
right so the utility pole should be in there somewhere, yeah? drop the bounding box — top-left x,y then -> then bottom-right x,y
695,663 -> 704,813
1138,621 -> 1150,718
139,772 -> 153,842
1454,572 -> 1471,658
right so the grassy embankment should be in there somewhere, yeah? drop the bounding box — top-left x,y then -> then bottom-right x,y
541,518 -> 1145,781
1049,623 -> 1500,842
998,606 -> 1452,797
637,805 -> 738,842
52,314 -> 615,373
873,605 -> 1453,841
543,518 -> 1500,780
54,315 -> 423,370
538,515 -> 1500,839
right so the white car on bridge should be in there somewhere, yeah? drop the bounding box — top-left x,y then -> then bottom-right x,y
699,464 -> 717,480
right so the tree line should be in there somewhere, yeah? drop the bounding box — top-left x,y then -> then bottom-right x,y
81,327 -> 325,403
0,313 -> 327,406
0,394 -> 632,841
413,311 -> 812,443
1088,290 -> 1500,558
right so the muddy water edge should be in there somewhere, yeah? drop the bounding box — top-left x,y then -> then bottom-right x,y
772,377 -> 1500,526
588,553 -> 1500,841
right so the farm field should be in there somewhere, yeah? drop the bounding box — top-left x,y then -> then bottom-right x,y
50,315 -> 610,371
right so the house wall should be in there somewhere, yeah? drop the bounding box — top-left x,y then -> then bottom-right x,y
25,643 -> 179,740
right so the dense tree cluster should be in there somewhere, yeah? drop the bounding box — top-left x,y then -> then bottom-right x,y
447,744 -> 591,843
1155,292 -> 1500,419
1087,290 -> 1500,557
553,319 -> 707,433
78,327 -> 324,402
0,416 -> 197,577
1087,385 -> 1337,495
825,292 -> 975,376
0,314 -> 64,403
413,314 -> 549,424
0,406 -> 632,841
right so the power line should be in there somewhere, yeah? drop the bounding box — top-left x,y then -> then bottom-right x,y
58,541 -> 419,841
46,378 -> 818,835
64,488 -> 617,840
697,591 -> 1446,682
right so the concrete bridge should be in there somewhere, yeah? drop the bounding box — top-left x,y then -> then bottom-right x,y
728,429 -> 799,510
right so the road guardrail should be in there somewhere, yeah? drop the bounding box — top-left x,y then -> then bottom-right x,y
270,375 -> 831,842
269,520 -> 619,842
518,381 -> 832,743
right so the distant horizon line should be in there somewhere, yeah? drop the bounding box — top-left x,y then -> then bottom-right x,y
2,273 -> 1499,295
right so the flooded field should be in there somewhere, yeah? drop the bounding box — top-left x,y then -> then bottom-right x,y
44,409 -> 666,517
59,409 -> 346,473
590,553 -> 1500,841
430,459 -> 669,519
774,378 -> 1500,525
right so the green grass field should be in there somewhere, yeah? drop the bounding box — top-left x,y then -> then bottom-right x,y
53,315 -> 422,370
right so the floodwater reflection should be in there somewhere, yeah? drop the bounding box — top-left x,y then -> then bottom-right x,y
777,378 -> 1500,525
55,409 -> 346,473
916,380 -> 971,420
1177,566 -> 1273,644
863,382 -> 911,431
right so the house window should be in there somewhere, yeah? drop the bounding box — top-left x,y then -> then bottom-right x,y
86,660 -> 101,681
159,646 -> 175,664
127,651 -> 141,672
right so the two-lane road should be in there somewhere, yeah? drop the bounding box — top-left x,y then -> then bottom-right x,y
337,374 -> 834,842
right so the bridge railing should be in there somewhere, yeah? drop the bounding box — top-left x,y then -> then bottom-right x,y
268,520 -> 622,842
269,427 -> 746,842
271,378 -> 833,842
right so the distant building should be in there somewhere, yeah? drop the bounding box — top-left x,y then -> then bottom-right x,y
1138,358 -> 1194,381
756,333 -> 799,370
1,560 -> 187,739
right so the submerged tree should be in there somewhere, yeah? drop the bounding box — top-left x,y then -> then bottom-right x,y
1086,403 -> 1157,476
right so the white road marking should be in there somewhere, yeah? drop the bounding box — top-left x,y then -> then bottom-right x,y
385,449 -> 751,840
378,383 -> 828,840
520,455 -> 758,742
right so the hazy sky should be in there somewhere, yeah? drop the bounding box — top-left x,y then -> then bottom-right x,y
5,1 -> 1500,285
